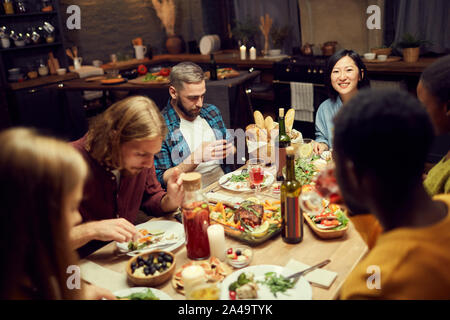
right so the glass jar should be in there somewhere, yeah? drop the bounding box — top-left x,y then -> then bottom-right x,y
40,0 -> 52,12
3,0 -> 14,14
181,172 -> 211,260
38,60 -> 48,76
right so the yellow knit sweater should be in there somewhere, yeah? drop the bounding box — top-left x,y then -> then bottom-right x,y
424,155 -> 450,196
340,194 -> 450,299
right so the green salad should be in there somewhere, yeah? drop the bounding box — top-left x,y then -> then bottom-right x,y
116,288 -> 159,300
258,272 -> 295,297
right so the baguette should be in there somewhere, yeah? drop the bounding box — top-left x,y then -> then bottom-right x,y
285,108 -> 295,133
253,110 -> 265,129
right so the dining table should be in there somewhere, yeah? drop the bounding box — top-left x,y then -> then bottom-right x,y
79,164 -> 368,300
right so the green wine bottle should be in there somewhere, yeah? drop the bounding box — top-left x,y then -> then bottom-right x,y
276,108 -> 291,181
281,146 -> 303,244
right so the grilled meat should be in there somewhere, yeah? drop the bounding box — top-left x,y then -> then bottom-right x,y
234,204 -> 263,228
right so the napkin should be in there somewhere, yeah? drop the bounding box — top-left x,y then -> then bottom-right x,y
285,259 -> 337,289
79,260 -> 130,292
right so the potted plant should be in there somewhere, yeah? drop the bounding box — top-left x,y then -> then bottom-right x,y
231,16 -> 258,47
269,24 -> 290,56
396,33 -> 431,63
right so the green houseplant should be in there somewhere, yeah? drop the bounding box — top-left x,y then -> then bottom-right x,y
396,33 -> 431,63
232,16 -> 258,47
270,24 -> 290,52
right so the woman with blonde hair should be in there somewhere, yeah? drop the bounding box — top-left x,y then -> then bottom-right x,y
0,128 -> 115,299
71,95 -> 184,257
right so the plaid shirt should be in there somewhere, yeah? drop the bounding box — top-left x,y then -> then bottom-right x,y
154,99 -> 233,187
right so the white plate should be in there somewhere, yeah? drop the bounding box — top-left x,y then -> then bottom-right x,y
220,265 -> 312,300
116,220 -> 185,256
219,171 -> 275,192
114,287 -> 172,300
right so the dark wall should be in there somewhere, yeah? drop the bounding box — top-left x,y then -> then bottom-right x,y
60,0 -> 204,65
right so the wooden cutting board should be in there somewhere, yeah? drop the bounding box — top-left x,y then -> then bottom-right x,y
128,75 -> 170,85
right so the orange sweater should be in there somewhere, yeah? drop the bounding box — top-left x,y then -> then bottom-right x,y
340,194 -> 450,299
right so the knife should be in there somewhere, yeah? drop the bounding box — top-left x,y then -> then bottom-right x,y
286,259 -> 331,282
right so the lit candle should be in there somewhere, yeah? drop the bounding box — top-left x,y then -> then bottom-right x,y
207,224 -> 226,261
181,265 -> 206,297
240,45 -> 246,60
250,46 -> 256,60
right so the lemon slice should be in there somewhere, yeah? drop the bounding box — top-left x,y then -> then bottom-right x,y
246,197 -> 260,204
251,221 -> 269,237
299,143 -> 313,159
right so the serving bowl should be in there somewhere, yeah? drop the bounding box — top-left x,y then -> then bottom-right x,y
371,47 -> 392,56
377,54 -> 387,61
126,250 -> 176,286
226,245 -> 253,268
363,53 -> 376,60
56,68 -> 66,75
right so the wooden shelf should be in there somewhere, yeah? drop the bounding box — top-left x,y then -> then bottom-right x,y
0,11 -> 56,18
7,72 -> 79,91
0,42 -> 62,53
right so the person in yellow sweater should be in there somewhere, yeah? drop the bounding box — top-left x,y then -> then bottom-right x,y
417,54 -> 450,196
332,88 -> 450,299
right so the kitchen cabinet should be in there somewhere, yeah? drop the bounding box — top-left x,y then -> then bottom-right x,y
7,85 -> 87,140
0,0 -> 69,87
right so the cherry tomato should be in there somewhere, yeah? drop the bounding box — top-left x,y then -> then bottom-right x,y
229,291 -> 236,300
159,68 -> 170,77
227,248 -> 233,255
238,226 -> 245,232
137,64 -> 147,75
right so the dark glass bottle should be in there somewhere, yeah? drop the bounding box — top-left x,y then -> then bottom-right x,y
276,108 -> 291,181
281,146 -> 303,244
209,53 -> 217,81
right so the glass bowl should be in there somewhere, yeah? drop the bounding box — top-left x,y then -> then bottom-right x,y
225,245 -> 253,268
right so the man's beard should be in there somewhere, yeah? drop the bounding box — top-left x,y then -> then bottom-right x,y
176,99 -> 201,119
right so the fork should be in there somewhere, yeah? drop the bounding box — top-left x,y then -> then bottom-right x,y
286,259 -> 331,283
117,241 -> 178,256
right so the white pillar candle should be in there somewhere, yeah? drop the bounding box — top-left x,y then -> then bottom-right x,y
181,265 -> 206,297
249,46 -> 256,60
240,45 -> 246,60
207,224 -> 226,261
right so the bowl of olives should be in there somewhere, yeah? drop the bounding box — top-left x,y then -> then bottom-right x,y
126,250 -> 176,286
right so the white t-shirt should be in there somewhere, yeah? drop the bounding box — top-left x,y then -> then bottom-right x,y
179,116 -> 221,174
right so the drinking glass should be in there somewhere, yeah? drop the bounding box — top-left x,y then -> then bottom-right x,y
299,163 -> 342,215
248,158 -> 265,198
298,138 -> 314,161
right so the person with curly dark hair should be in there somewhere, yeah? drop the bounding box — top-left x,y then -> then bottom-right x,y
334,88 -> 450,299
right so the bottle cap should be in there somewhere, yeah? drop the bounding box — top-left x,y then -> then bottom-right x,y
279,108 -> 285,117
182,172 -> 202,191
286,146 -> 295,156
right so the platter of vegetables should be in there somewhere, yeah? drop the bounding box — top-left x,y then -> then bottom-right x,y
209,198 -> 282,245
301,185 -> 349,239
128,67 -> 171,85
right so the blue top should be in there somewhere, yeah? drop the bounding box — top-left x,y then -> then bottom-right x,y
154,99 -> 233,188
315,96 -> 343,148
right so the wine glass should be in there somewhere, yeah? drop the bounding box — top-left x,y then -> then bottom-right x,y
247,158 -> 265,198
299,163 -> 342,215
